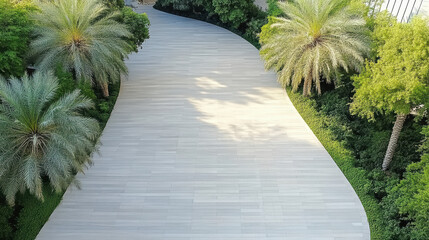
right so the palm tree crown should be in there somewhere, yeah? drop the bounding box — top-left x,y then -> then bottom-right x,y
30,0 -> 132,97
260,0 -> 370,96
0,72 -> 100,204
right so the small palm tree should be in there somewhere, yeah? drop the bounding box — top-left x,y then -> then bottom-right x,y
0,72 -> 100,205
30,0 -> 132,97
260,0 -> 370,96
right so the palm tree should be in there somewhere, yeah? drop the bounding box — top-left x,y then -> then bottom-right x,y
30,0 -> 132,97
0,72 -> 100,205
260,0 -> 370,96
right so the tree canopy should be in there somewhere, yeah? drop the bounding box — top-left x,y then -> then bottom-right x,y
350,15 -> 429,119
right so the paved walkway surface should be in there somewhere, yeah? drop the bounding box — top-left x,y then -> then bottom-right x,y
37,6 -> 369,240
254,0 -> 268,10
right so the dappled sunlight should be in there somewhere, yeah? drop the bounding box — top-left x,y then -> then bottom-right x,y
196,77 -> 227,89
188,85 -> 292,142
188,76 -> 318,143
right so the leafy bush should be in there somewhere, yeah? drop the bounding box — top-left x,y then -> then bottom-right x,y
122,7 -> 150,52
103,0 -> 124,9
0,198 -> 13,240
267,0 -> 282,16
157,0 -> 194,11
0,0 -> 35,77
211,0 -> 254,29
13,185 -> 64,240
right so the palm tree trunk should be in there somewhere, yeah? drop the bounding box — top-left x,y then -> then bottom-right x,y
303,70 -> 312,96
382,113 -> 407,171
303,80 -> 308,96
101,82 -> 109,98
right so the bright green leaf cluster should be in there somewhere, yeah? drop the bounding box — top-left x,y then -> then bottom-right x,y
351,15 -> 429,120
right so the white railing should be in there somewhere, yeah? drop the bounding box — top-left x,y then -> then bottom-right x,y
369,0 -> 429,22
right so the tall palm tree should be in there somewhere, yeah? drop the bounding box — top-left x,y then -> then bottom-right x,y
0,72 -> 100,205
30,0 -> 132,97
260,0 -> 370,96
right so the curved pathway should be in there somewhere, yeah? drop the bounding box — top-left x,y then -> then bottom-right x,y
37,6 -> 369,240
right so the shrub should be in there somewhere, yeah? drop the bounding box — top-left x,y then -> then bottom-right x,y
122,7 -> 150,52
390,126 -> 429,239
13,184 -> 64,240
0,0 -> 35,77
211,0 -> 254,29
267,0 -> 282,16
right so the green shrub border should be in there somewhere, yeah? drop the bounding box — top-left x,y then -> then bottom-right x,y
155,4 -> 386,239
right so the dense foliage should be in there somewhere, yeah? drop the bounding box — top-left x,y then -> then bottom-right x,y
351,15 -> 429,120
30,0 -> 132,97
0,0 -> 35,77
391,126 -> 429,239
101,0 -> 151,52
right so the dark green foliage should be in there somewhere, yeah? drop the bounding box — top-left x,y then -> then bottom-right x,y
211,0 -> 254,29
0,197 -> 13,240
102,0 -> 124,9
122,7 -> 150,52
13,185 -> 64,240
101,0 -> 150,52
267,0 -> 282,16
390,126 -> 429,239
157,0 -> 194,11
54,68 -> 97,101
0,0 -> 35,77
53,67 -> 119,129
